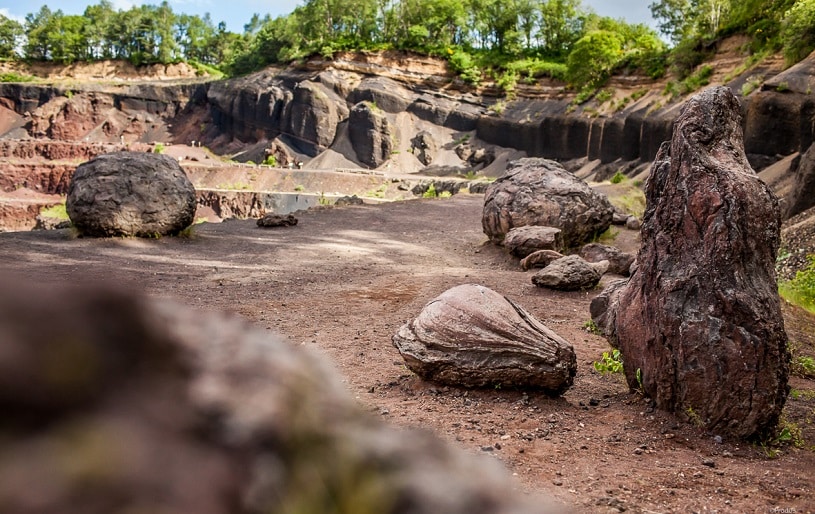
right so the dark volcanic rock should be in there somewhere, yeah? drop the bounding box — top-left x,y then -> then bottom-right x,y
579,243 -> 635,276
531,255 -> 607,291
66,152 -> 196,237
392,284 -> 576,394
348,77 -> 413,113
411,130 -> 437,166
256,213 -> 298,227
503,225 -> 563,258
0,277 -> 556,514
349,102 -> 394,168
284,80 -> 347,155
784,142 -> 815,219
482,158 -> 614,247
593,87 -> 789,439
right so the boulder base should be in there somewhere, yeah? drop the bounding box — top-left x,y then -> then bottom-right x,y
393,284 -> 576,394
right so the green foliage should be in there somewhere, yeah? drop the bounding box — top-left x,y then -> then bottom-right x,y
741,75 -> 763,96
595,88 -> 613,103
153,142 -> 165,154
779,255 -> 815,314
448,48 -> 481,85
0,13 -> 23,58
294,184 -> 305,192
793,355 -> 815,378
781,0 -> 815,65
665,64 -> 714,99
610,170 -> 626,184
422,183 -> 438,198
39,202 -> 69,220
583,320 -> 602,335
263,155 -> 278,166
567,30 -> 623,87
0,72 -> 35,83
593,349 -> 623,374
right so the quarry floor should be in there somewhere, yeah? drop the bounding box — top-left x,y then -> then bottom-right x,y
1,193 -> 814,513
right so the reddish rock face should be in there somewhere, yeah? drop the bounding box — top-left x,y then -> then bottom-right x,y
594,87 -> 790,439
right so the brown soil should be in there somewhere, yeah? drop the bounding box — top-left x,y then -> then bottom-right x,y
1,194 -> 813,513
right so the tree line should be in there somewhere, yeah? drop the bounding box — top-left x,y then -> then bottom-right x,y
0,0 -> 238,65
0,0 -> 813,90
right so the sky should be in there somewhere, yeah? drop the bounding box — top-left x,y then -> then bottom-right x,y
0,0 -> 659,35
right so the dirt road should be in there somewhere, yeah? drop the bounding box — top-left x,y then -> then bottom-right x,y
1,193 -> 813,513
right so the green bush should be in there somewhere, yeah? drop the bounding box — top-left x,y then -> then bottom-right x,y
448,48 -> 481,85
593,349 -> 624,374
781,0 -> 815,65
263,155 -> 278,166
0,72 -> 35,83
779,255 -> 815,314
567,30 -> 623,87
153,143 -> 165,154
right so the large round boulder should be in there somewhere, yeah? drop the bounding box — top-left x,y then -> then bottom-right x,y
67,152 -> 196,237
482,158 -> 614,247
392,284 -> 577,394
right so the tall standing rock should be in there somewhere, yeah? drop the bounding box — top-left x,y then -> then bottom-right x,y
592,87 -> 789,439
482,158 -> 614,247
67,152 -> 196,237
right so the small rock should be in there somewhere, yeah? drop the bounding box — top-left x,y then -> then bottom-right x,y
714,435 -> 723,444
503,225 -> 563,258
481,446 -> 494,452
532,255 -> 606,291
520,249 -> 564,270
257,213 -> 298,227
624,216 -> 642,230
702,459 -> 716,468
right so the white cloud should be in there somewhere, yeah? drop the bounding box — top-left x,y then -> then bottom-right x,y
0,8 -> 26,24
110,0 -> 136,11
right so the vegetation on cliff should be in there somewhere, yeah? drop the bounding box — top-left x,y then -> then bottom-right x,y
1,0 -> 815,91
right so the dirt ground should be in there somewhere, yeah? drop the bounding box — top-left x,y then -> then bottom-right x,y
1,193 -> 814,513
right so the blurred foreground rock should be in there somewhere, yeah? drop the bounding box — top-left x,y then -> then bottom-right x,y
591,87 -> 789,439
393,284 -> 576,394
66,152 -> 196,237
0,277 -> 562,514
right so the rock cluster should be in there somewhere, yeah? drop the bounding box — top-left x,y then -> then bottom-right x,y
393,284 -> 576,394
591,87 -> 789,439
0,277 -> 557,513
66,152 -> 196,237
482,158 -> 614,247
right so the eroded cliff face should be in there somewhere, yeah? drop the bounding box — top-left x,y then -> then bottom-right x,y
1,47 -> 814,185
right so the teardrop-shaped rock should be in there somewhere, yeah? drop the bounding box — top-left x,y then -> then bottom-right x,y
392,284 -> 576,394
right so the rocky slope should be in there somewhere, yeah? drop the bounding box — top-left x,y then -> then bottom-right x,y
1,43 -> 814,232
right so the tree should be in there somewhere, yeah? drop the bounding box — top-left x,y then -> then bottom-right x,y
538,0 -> 585,57
24,6 -> 57,60
0,14 -> 23,58
566,29 -> 623,86
781,0 -> 815,64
